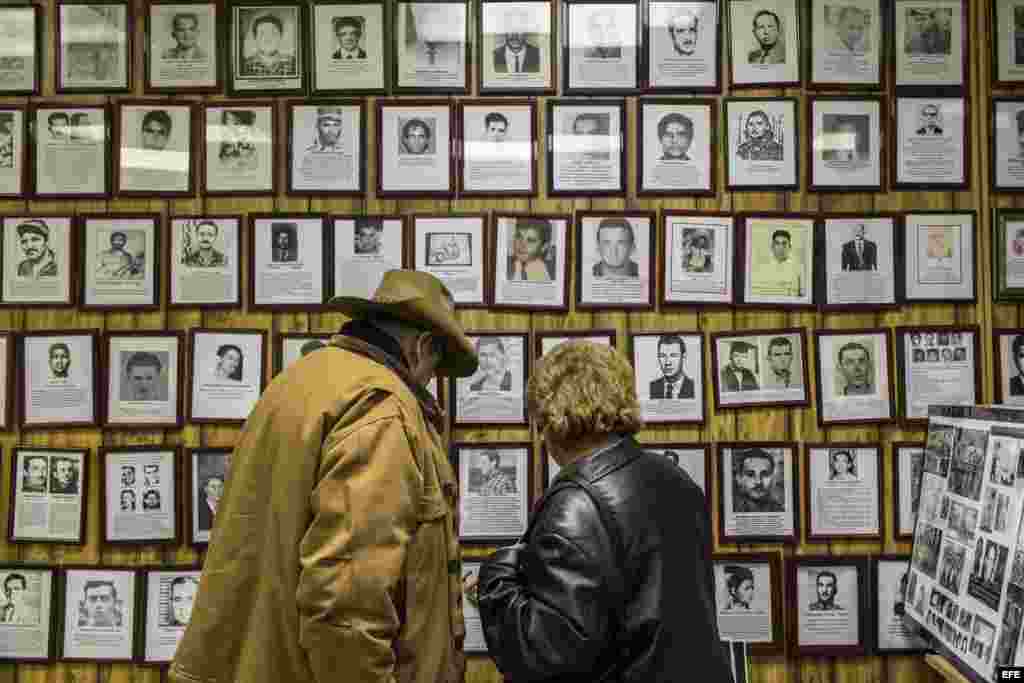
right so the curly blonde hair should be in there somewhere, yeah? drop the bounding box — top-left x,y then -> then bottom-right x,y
527,341 -> 643,448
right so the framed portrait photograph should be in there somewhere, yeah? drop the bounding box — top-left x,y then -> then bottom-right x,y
312,0 -> 387,94
788,557 -> 869,656
893,0 -> 967,87
287,101 -> 364,195
0,216 -> 75,307
31,104 -> 110,199
738,214 -> 814,307
332,215 -> 407,300
491,213 -> 570,311
228,1 -> 306,95
461,560 -> 486,653
896,325 -> 980,424
458,100 -> 536,196
894,95 -> 968,190
102,332 -> 183,428
203,103 -> 276,195
377,100 -> 454,196
275,332 -> 332,375
412,214 -> 486,307
478,0 -> 555,94
145,1 -> 220,92
717,442 -> 799,544
902,211 -> 976,302
992,98 -> 1024,192
115,102 -> 195,197
661,212 -> 734,306
725,97 -> 798,190
808,96 -> 884,192
711,328 -> 809,410
711,553 -> 784,654
640,443 -> 710,497
872,555 -> 928,653
893,442 -> 924,540
393,0 -> 469,93
167,216 -> 242,307
79,214 -> 160,310
249,214 -> 328,309
0,565 -> 57,661
546,99 -> 627,196
57,567 -> 137,661
100,446 -> 179,544
631,332 -> 705,424
0,106 -> 28,198
808,0 -> 883,88
817,215 -> 900,310
188,447 -> 231,546
803,443 -> 882,541
727,0 -> 800,87
451,333 -> 528,427
576,212 -> 655,310
0,6 -> 41,95
18,331 -> 98,430
8,448 -> 88,544
994,329 -> 1024,406
993,209 -> 1024,300
453,442 -> 531,544
646,1 -> 721,91
564,0 -> 640,93
813,328 -> 894,426
0,332 -> 10,430
637,98 -> 715,195
56,1 -> 132,93
187,328 -> 267,424
536,329 -> 617,359
993,1 -> 1024,86
140,567 -> 201,663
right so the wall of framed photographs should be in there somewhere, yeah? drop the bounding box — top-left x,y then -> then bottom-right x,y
1,0 -> 1022,681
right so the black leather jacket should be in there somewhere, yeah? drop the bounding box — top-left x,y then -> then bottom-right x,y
477,435 -> 733,683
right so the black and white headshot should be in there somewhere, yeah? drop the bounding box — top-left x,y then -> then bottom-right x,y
592,216 -> 639,278
728,0 -> 799,85
312,3 -> 384,92
493,8 -> 541,72
649,334 -> 695,399
727,98 -> 797,188
211,344 -> 243,383
648,1 -> 719,89
657,112 -> 694,161
904,8 -> 951,55
182,220 -> 227,268
148,3 -> 219,89
21,454 -> 47,493
77,578 -> 124,628
506,217 -> 555,281
192,450 -> 230,539
165,575 -> 198,626
58,3 -> 129,90
237,9 -> 299,77
189,330 -> 264,422
162,11 -> 206,60
583,7 -> 622,58
730,447 -> 785,512
331,16 -> 366,59
0,571 -> 42,625
1007,334 -> 1024,398
835,339 -> 875,396
682,228 -> 714,272
748,9 -> 785,63
304,106 -> 346,153
204,106 -> 274,193
811,98 -> 882,189
378,103 -> 453,194
492,214 -> 567,310
632,333 -> 704,422
737,109 -> 783,160
120,351 -> 169,402
50,456 -> 80,494
12,219 -> 58,280
118,105 -> 193,194
762,335 -> 802,390
354,219 -> 383,256
722,565 -> 755,609
470,336 -> 512,392
270,222 -> 297,262
826,5 -> 870,52
48,342 -> 71,380
468,449 -> 518,496
399,116 -> 435,155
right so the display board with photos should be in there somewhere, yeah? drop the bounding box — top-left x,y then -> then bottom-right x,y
7,448 -> 88,545
711,552 -> 785,654
114,101 -> 196,197
896,325 -> 981,425
807,96 -> 884,193
535,328 -> 617,359
993,0 -> 1024,86
377,99 -> 454,196
661,212 -> 734,306
724,98 -> 799,191
873,555 -> 930,654
453,442 -> 532,545
56,1 -> 132,94
894,95 -> 969,191
100,446 -> 179,545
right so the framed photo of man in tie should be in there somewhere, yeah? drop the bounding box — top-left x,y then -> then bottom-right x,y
311,0 -> 387,94
478,0 -> 555,94
630,332 -> 705,424
710,328 -> 809,411
816,214 -> 900,310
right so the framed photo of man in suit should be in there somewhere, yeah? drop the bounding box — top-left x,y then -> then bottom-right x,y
312,0 -> 386,93
814,328 -> 894,426
188,447 -> 232,546
393,0 -> 469,93
788,557 -> 869,656
727,0 -> 800,87
809,96 -> 883,192
145,1 -> 220,92
451,333 -> 528,426
564,0 -> 640,93
994,329 -> 1024,406
630,332 -> 705,424
102,331 -> 183,428
711,328 -> 809,411
817,215 -> 899,309
646,1 -> 720,91
0,565 -> 56,660
479,0 -> 554,93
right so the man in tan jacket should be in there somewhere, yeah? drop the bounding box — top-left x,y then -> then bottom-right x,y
170,270 -> 477,683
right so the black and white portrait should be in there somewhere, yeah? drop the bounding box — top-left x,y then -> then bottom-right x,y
0,7 -> 39,95
460,103 -> 535,194
230,4 -> 304,93
58,3 -> 130,91
21,333 -> 97,428
33,106 -> 108,197
726,98 -> 797,189
807,446 -> 881,539
728,0 -> 799,85
0,568 -> 52,657
190,449 -> 231,543
548,102 -> 625,194
141,569 -> 201,662
647,1 -> 719,89
713,560 -> 776,644
492,215 -> 568,309
76,577 -> 126,627
810,2 -> 881,86
639,101 -> 714,194
457,445 -> 530,542
793,563 -> 864,652
453,334 -> 527,425
821,217 -> 896,307
480,1 -> 552,92
713,330 -> 807,409
49,456 -> 81,495
11,449 -> 87,543
904,7 -> 952,55
333,216 -> 405,300
395,1 -> 468,91
815,330 -> 892,424
504,217 -> 555,282
378,103 -> 453,194
147,3 -> 218,90
896,2 -> 965,86
270,222 -> 297,262
288,103 -> 363,193
21,453 -> 48,493
1,216 -> 73,306
117,104 -> 193,194
729,448 -> 785,512
998,331 -> 1024,404
81,216 -> 158,308
103,448 -> 177,542
60,568 -> 136,660
577,213 -> 653,308
312,2 -> 384,92
203,105 -> 274,194
741,216 -> 813,305
968,539 -> 1010,612
566,2 -> 638,91
720,446 -> 796,544
170,217 -> 241,306
995,3 -> 1024,84
117,349 -> 170,401
632,333 -> 704,423
189,330 -> 264,423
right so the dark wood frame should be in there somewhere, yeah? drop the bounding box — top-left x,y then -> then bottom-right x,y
137,564 -> 204,664
310,0 -> 389,95
561,0 -> 641,94
709,327 -> 810,411
0,103 -> 30,198
787,555 -> 871,657
285,98 -> 367,196
891,0 -> 969,89
901,209 -> 978,303
143,0 -> 223,93
535,328 -> 618,359
99,446 -> 182,545
55,0 -> 133,94
55,566 -> 139,662
226,0 -> 308,96
78,213 -> 162,311
375,99 -> 456,197
201,101 -> 278,196
716,441 -> 800,545
545,98 -> 628,197
806,0 -> 887,90
274,331 -> 334,375
329,213 -> 410,286
659,210 -> 735,308
477,0 -> 557,94
185,327 -> 269,425
814,213 -> 902,310
725,0 -> 801,89
450,331 -> 530,428
0,214 -> 78,308
451,441 -> 534,545
991,98 -> 1024,193
735,213 -> 816,308
802,442 -> 884,542
247,213 -> 330,311
411,212 -> 489,308
892,93 -> 971,191
812,327 -> 896,427
456,99 -> 538,197
574,210 -> 657,310
993,328 -> 1024,405
993,209 -> 1024,300
871,554 -> 928,654
113,100 -> 197,198
0,331 -> 12,430
991,2 -> 1024,87
7,447 -> 89,545
806,95 -> 886,193
723,97 -> 800,192
165,214 -> 244,309
894,324 -> 983,427
0,5 -> 42,96
391,0 -> 471,94
0,563 -> 58,662
710,551 -> 785,655
640,441 -> 712,500
629,331 -> 706,425
100,330 -> 185,429
642,0 -> 722,93
636,97 -> 717,196
891,440 -> 925,541
186,446 -> 233,548
489,212 -> 572,312
29,102 -> 111,200
17,330 -> 100,430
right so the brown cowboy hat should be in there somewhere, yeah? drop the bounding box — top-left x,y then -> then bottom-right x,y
328,269 -> 478,377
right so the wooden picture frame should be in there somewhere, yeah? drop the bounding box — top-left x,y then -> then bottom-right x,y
807,0 -> 885,89
8,447 -> 89,545
392,0 -> 470,94
711,551 -> 785,655
478,0 -> 556,94
101,331 -> 185,429
56,0 -> 133,94
99,446 -> 181,545
457,99 -> 537,197
893,94 -> 969,191
138,566 -> 202,663
286,99 -> 366,196
637,97 -> 716,196
717,441 -> 800,545
0,215 -> 76,308
114,100 -> 197,198
310,0 -> 388,95
993,209 -> 1024,301
30,103 -> 111,200
802,442 -> 883,542
248,213 -> 330,310
226,0 -> 308,96
726,0 -> 800,88
55,566 -> 138,661
186,328 -> 268,425
0,105 -> 29,198
0,5 -> 42,96
902,210 -> 977,303
993,328 -> 1024,407
186,447 -> 232,547
144,0 -> 222,93
78,214 -> 161,311
807,95 -> 885,193
562,0 -> 641,94
202,102 -> 277,196
331,214 -> 409,300
644,0 -> 721,92
892,0 -> 968,88
660,211 -> 734,307
490,212 -> 571,312
813,327 -> 896,427
710,327 -> 809,411
546,98 -> 628,197
894,324 -> 981,426
376,99 -> 455,197
788,555 -> 871,657
18,331 -> 99,430
892,441 -> 925,541
736,213 -> 815,308
451,332 -> 529,427
992,0 -> 1024,87
630,331 -> 706,425
166,215 -> 243,308
815,214 -> 901,310
724,97 -> 799,191
411,213 -> 488,308
871,554 -> 928,654
452,441 -> 533,545
0,564 -> 58,661
574,210 -> 656,310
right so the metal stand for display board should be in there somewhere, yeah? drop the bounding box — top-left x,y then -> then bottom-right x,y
926,654 -> 973,683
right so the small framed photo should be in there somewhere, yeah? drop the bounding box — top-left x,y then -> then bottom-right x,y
894,95 -> 968,190
461,560 -> 486,653
661,212 -> 734,306
377,100 -> 454,196
993,1 -> 1024,86
893,442 -> 925,541
31,104 -> 110,199
393,0 -> 469,93
0,106 -> 28,198
788,557 -> 869,656
711,552 -> 784,654
727,0 -> 800,88
563,0 -> 640,93
902,210 -> 976,302
992,98 -> 1024,193
478,0 -> 555,94
813,328 -> 895,426
167,216 -> 242,307
893,0 -> 967,87
994,209 -> 1024,301
453,442 -> 532,544
637,98 -> 716,196
287,101 -> 365,195
737,214 -> 814,307
145,1 -> 221,92
115,102 -> 196,197
808,96 -> 884,192
536,329 -> 617,359
872,555 -> 928,653
0,6 -> 42,95
227,1 -> 306,95
803,443 -> 882,541
332,215 -> 408,300
100,446 -> 180,544
275,332 -> 332,375
57,567 -> 137,661
203,103 -> 277,195
187,328 -> 267,424
311,0 -> 387,94
102,332 -> 184,428
458,100 -> 537,196
451,333 -> 528,427
642,442 -> 710,495
0,216 -> 75,307
18,331 -> 98,430
187,447 -> 231,546
249,214 -> 328,309
8,448 -> 88,544
808,0 -> 884,88
717,442 -> 798,544
412,214 -> 487,307
491,213 -> 570,311
710,328 -> 809,410
645,0 -> 721,92
816,215 -> 900,309
994,328 -> 1024,406
725,97 -> 798,190
575,211 -> 655,309
631,332 -> 705,424
56,1 -> 132,93
895,325 -> 980,424
79,214 -> 161,310
139,567 -> 201,663
0,331 -> 11,430
546,99 -> 627,196
0,565 -> 57,660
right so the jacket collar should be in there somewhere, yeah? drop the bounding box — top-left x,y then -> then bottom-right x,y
558,433 -> 640,484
